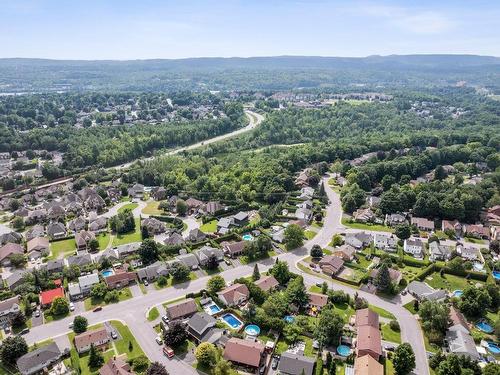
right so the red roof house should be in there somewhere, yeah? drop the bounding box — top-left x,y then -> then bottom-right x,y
40,287 -> 65,307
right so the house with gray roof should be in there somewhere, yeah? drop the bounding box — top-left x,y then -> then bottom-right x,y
446,325 -> 480,360
78,273 -> 100,294
194,246 -> 224,267
164,232 -> 185,246
42,259 -> 64,273
187,228 -> 207,243
67,253 -> 93,268
217,217 -> 234,234
0,295 -> 21,326
345,232 -> 372,249
429,242 -> 453,262
187,312 -> 221,343
407,281 -> 447,302
278,352 -> 316,375
89,217 -> 108,233
177,253 -> 200,270
6,272 -> 27,291
137,261 -> 168,281
47,222 -> 66,239
16,342 -> 62,375
25,225 -> 45,242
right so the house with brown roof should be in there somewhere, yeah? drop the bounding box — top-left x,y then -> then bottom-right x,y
464,224 -> 490,240
356,325 -> 382,360
354,354 -> 383,375
217,283 -> 250,306
442,220 -> 463,236
74,327 -> 110,353
411,217 -> 435,232
165,298 -> 198,321
99,356 -> 135,375
254,275 -> 279,292
223,338 -> 265,369
355,308 -> 379,328
75,230 -> 96,251
104,272 -> 136,289
331,245 -> 356,262
318,255 -> 344,276
222,241 -> 246,258
307,292 -> 328,311
26,237 -> 49,260
0,243 -> 24,266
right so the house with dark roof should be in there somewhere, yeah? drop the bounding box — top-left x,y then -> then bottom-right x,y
75,230 -> 96,251
165,298 -> 198,321
163,232 -> 185,246
186,312 -> 222,344
194,246 -> 224,267
345,232 -> 372,250
6,272 -> 27,291
137,261 -> 168,281
47,222 -> 66,239
222,241 -> 246,258
25,225 -> 45,241
141,217 -> 167,235
187,228 -> 207,243
74,327 -> 110,353
177,253 -> 200,270
0,242 -> 24,266
429,241 -> 453,262
67,253 -> 93,268
89,217 -> 108,233
43,259 -> 64,273
278,352 -> 316,375
406,281 -> 447,302
16,342 -> 62,375
233,212 -> 249,226
318,255 -> 344,276
99,356 -> 135,375
411,217 -> 435,231
104,272 -> 136,289
0,295 -> 21,325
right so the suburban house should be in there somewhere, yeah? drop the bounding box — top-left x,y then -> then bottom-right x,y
164,232 -> 185,246
217,284 -> 250,306
25,225 -> 45,241
194,246 -> 224,267
89,217 -> 108,233
43,259 -> 64,273
403,238 -> 425,259
127,183 -> 144,198
99,356 -> 134,375
345,232 -> 372,250
67,253 -> 93,268
429,241 -> 453,262
78,273 -> 100,294
141,217 -> 167,235
187,312 -> 222,344
205,201 -> 224,215
40,287 -> 65,308
442,220 -> 463,236
47,222 -> 67,239
137,261 -> 168,281
353,355 -> 384,375
26,237 -> 50,260
75,230 -> 96,251
369,267 -> 402,285
217,217 -> 234,234
278,352 -> 316,375
373,233 -> 397,252
295,207 -> 313,222
463,224 -> 490,240
457,245 -> 482,261
307,292 -> 328,311
233,212 -> 249,226
177,253 -> 200,270
353,208 -> 376,223
411,217 -> 435,231
318,255 -> 344,276
357,326 -> 382,360
6,272 -> 27,291
68,217 -> 86,233
104,272 -> 137,289
222,241 -> 246,258
331,244 -> 356,261
0,231 -> 22,245
0,242 -> 24,266
355,308 -> 379,328
254,275 -> 279,292
165,298 -> 198,321
384,213 -> 407,227
0,295 -> 21,326
446,325 -> 480,360
299,187 -> 314,200
223,338 -> 265,370
99,243 -> 140,262
16,342 -> 62,375
74,327 -> 110,353
406,281 -> 447,302
185,197 -> 205,214
187,228 -> 207,243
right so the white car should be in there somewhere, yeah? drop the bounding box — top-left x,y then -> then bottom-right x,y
155,336 -> 163,345
69,302 -> 75,311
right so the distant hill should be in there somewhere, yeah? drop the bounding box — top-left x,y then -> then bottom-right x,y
1,54 -> 499,92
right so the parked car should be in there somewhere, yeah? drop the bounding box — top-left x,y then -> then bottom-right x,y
34,310 -> 40,318
155,336 -> 163,345
143,280 -> 149,286
271,356 -> 279,370
93,306 -> 103,312
111,331 -> 118,339
162,316 -> 169,324
69,302 -> 75,311
19,328 -> 30,335
69,322 -> 74,329
163,346 -> 174,358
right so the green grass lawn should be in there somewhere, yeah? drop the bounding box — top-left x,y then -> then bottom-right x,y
275,335 -> 315,357
304,230 -> 317,240
399,264 -> 424,282
162,296 -> 187,308
464,237 -> 486,245
424,272 -> 482,292
332,302 -> 355,322
155,273 -> 198,290
141,201 -> 164,215
49,238 -> 76,259
118,203 -> 138,214
96,233 -> 111,250
112,218 -> 141,246
200,219 -> 217,233
147,307 -> 159,321
403,301 -> 418,314
368,305 -> 396,320
309,285 -> 323,293
341,218 -> 393,233
44,311 -> 69,323
381,323 -> 401,344
111,320 -> 146,359
84,288 -> 133,311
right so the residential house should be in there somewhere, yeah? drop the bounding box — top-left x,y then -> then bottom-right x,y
27,209 -> 47,224
411,217 -> 435,232
457,245 -> 482,262
318,256 -> 344,276
278,352 -> 316,375
355,308 -> 379,329
40,287 -> 65,308
217,217 -> 234,234
65,201 -> 84,216
75,230 -> 96,251
345,232 -> 372,250
141,217 -> 167,235
385,213 -> 407,227
233,212 -> 249,226
429,242 -> 453,262
99,356 -> 135,375
185,198 -> 204,214
406,281 -> 447,302
331,244 -> 356,262
74,328 -> 110,353
6,272 -> 27,291
0,242 -> 24,266
163,232 -> 185,247
369,267 -> 402,285
403,238 -> 425,259
222,241 -> 246,258
177,253 -> 200,270
89,217 -> 108,233
307,292 -> 328,311
254,275 -> 279,292
68,284 -> 83,300
16,342 -> 62,375
463,224 -> 490,240
194,246 -> 224,267
0,295 -> 21,326
366,196 -> 381,208
223,338 -> 265,369
353,355 -> 383,375
187,312 -> 222,344
299,187 -> 315,200
26,237 -> 49,260
84,194 -> 106,212
137,261 -> 168,281
47,222 -> 66,239
47,205 -> 66,221
127,184 -> 144,198
353,208 -> 376,223
78,273 -> 100,294
187,228 -> 207,243
99,243 -> 140,262
295,207 -> 313,222
217,284 -> 250,306
68,217 -> 86,233
104,272 -> 136,289
165,298 -> 198,321
446,325 -> 480,360
373,233 -> 397,252
205,201 -> 223,215
151,187 -> 167,201
442,220 -> 463,237
67,253 -> 93,268
43,259 -> 64,273
25,225 -> 45,241
357,325 -> 382,360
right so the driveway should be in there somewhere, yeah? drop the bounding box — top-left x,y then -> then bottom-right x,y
31,312 -> 43,327
129,284 -> 143,298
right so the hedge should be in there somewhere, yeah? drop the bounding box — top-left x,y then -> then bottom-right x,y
415,263 -> 488,282
150,215 -> 183,230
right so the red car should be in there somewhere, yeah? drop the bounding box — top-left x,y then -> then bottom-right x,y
163,346 -> 174,359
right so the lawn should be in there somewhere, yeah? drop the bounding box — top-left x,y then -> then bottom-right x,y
332,302 -> 355,322
200,219 -> 217,233
111,320 -> 146,359
118,203 -> 138,214
309,285 -> 323,293
368,305 -> 396,320
424,272 -> 481,292
84,288 -> 133,311
147,307 -> 159,321
341,218 -> 393,233
49,238 -> 76,259
403,301 -> 418,314
304,230 -> 317,240
464,237 -> 486,245
44,311 -> 69,323
112,218 -> 141,246
155,273 -> 198,290
96,233 -> 111,250
141,201 -> 164,215
381,323 -> 401,344
276,335 -> 315,357
399,264 -> 424,282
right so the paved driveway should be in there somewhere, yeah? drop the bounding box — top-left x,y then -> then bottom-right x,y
129,284 -> 143,298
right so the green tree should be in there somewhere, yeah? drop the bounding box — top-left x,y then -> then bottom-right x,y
393,343 -> 415,375
310,244 -> 323,258
374,263 -> 393,294
138,238 -> 159,265
163,321 -> 187,347
269,260 -> 291,285
262,292 -> 289,318
147,362 -> 169,375
73,316 -> 88,334
176,199 -> 188,216
283,323 -> 302,343
314,308 -> 344,347
394,224 -> 411,241
9,253 -> 26,268
418,301 -> 450,342
88,238 -> 99,252
483,363 -> 500,375
88,343 -> 104,368
213,359 -> 232,375
285,276 -> 309,309
459,286 -> 492,318
195,342 -> 217,366
12,216 -> 25,230
0,336 -> 28,365
284,224 -> 304,250
207,275 -> 226,294
252,264 -> 260,281
170,262 -> 190,281
10,311 -> 26,328
91,283 -> 108,300
50,297 -> 69,316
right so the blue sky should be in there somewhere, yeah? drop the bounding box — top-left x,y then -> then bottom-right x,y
1,0 -> 499,59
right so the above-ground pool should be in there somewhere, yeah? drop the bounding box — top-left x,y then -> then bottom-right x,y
476,321 -> 494,334
487,342 -> 500,354
220,313 -> 243,329
284,315 -> 295,323
207,303 -> 221,315
493,271 -> 500,280
102,269 -> 114,277
337,345 -> 351,357
452,290 -> 463,298
244,324 -> 261,336
242,234 -> 254,241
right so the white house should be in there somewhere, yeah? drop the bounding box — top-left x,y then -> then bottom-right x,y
403,238 -> 425,259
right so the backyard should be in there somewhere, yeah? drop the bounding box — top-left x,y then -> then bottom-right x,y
49,238 -> 76,259
341,218 -> 393,233
424,272 -> 483,292
200,219 -> 217,233
84,288 -> 133,311
141,201 -> 164,215
112,218 -> 141,246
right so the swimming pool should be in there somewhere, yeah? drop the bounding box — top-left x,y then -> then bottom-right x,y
476,321 -> 494,333
493,271 -> 500,280
207,303 -> 221,315
487,342 -> 500,354
220,313 -> 243,329
337,345 -> 351,357
244,324 -> 261,336
102,269 -> 114,277
452,290 -> 463,298
242,234 -> 254,241
284,315 -> 295,323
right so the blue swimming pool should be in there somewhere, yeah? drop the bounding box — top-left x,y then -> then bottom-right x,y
337,345 -> 351,357
476,321 -> 494,334
208,303 -> 221,314
493,271 -> 500,280
452,290 -> 463,298
221,313 -> 243,329
102,269 -> 114,277
244,324 -> 261,336
284,315 -> 295,323
487,342 -> 500,354
242,234 -> 254,241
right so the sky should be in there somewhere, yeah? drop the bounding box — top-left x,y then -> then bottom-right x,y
0,0 -> 499,60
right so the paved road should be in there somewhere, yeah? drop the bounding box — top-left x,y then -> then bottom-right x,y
114,110 -> 264,170
23,175 -> 429,375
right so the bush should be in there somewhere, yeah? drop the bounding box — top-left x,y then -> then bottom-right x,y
389,320 -> 400,331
